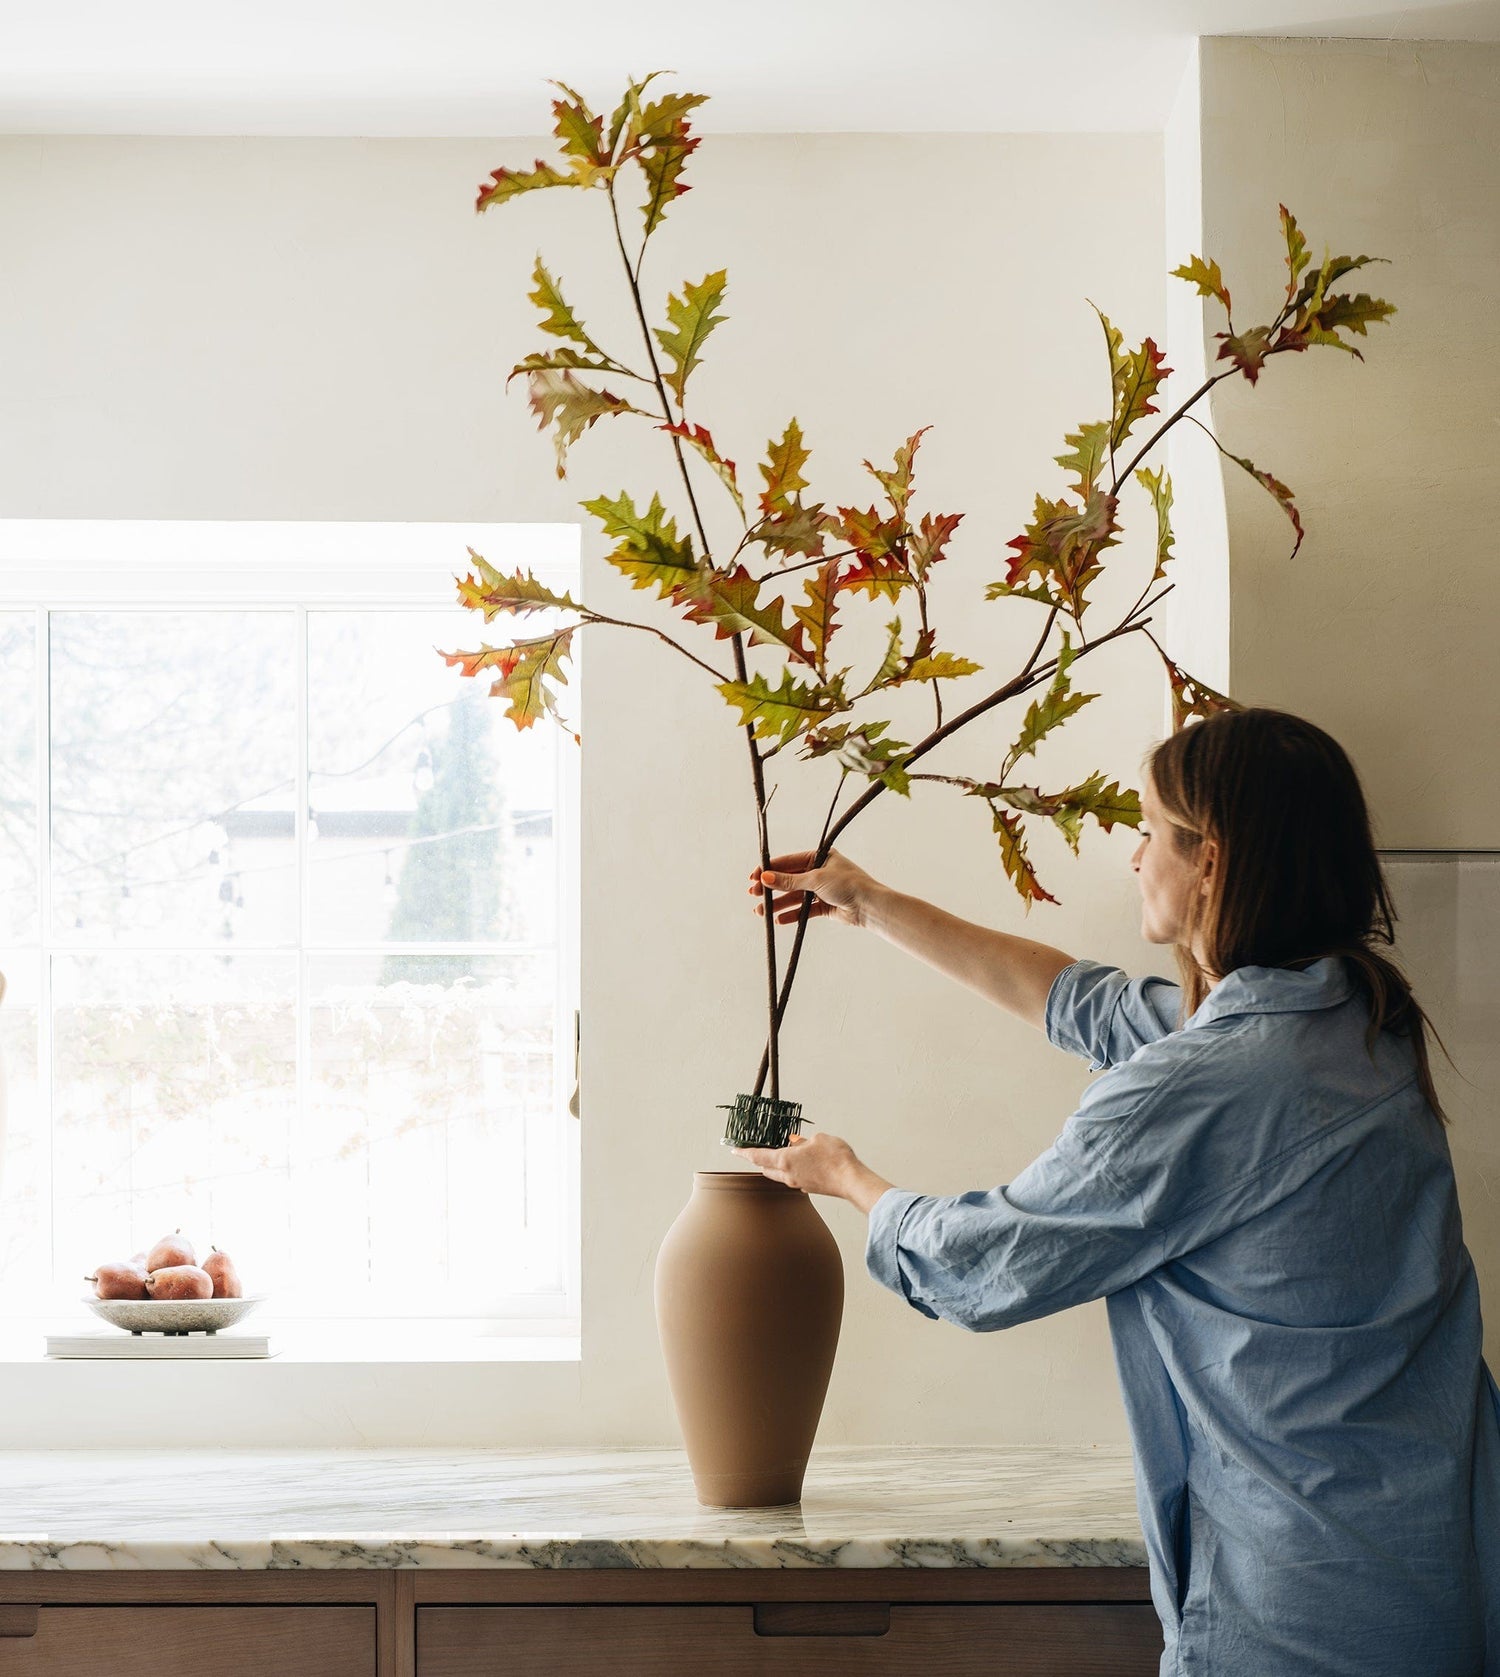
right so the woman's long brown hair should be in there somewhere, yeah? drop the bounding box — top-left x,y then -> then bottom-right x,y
1146,707 -> 1456,1125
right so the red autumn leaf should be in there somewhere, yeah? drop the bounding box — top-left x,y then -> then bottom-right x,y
1111,337 -> 1172,451
674,564 -> 814,665
909,511 -> 964,580
1215,325 -> 1273,384
792,558 -> 844,671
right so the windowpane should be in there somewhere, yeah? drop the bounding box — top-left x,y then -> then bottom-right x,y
306,610 -> 557,946
0,524 -> 577,1330
49,954 -> 296,1300
0,613 -> 37,944
50,612 -> 297,945
304,952 -> 561,1314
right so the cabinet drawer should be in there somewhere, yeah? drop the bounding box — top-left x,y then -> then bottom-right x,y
0,1605 -> 375,1675
417,1603 -> 1164,1676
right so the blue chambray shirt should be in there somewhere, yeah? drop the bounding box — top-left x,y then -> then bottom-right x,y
866,955 -> 1500,1677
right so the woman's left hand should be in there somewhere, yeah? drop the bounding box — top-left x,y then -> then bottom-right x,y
732,1132 -> 894,1212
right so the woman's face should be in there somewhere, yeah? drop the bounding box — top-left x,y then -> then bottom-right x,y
1131,777 -> 1214,951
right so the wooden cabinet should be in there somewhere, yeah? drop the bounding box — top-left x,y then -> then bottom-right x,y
0,1605 -> 374,1675
0,1567 -> 1161,1677
418,1603 -> 1164,1676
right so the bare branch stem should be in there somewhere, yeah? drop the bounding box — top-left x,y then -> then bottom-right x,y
607,179 -> 783,1098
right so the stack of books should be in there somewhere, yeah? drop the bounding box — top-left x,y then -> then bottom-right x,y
45,1330 -> 277,1359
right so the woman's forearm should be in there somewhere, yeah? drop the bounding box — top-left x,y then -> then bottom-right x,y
858,883 -> 1076,1031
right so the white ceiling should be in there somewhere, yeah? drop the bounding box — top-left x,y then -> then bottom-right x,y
1,0 -> 1496,135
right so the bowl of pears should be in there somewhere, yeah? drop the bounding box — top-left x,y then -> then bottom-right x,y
84,1230 -> 263,1335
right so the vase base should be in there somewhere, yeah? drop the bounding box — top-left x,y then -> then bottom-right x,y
690,1468 -> 807,1509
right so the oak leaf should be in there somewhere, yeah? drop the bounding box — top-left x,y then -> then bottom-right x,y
791,559 -> 844,670
526,259 -> 626,365
715,668 -> 846,747
443,628 -> 575,733
1111,337 -> 1173,450
1215,325 -> 1273,384
987,808 -> 1060,910
865,429 -> 930,519
1135,465 -> 1175,582
675,565 -> 813,663
753,502 -> 834,561
1002,487 -> 1120,618
1279,205 -> 1310,305
583,490 -> 700,598
758,420 -> 812,514
1154,645 -> 1242,731
1055,423 -> 1111,499
1170,254 -> 1232,315
633,93 -> 708,233
909,511 -> 963,581
457,552 -> 583,619
548,81 -> 612,183
476,159 -> 571,213
525,369 -> 641,477
1223,450 -> 1304,559
1002,631 -> 1096,777
654,271 -> 729,406
801,720 -> 913,796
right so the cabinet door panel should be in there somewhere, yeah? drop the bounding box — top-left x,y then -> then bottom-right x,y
0,1605 -> 374,1675
418,1603 -> 1164,1676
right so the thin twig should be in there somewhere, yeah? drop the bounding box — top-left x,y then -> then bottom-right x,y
606,178 -> 784,1098
581,611 -> 732,683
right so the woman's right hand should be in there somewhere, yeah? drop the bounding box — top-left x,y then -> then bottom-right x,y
746,847 -> 880,928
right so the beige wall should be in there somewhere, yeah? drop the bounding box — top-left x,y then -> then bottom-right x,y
1196,37 -> 1500,850
0,130 -> 1170,1444
1184,36 -> 1500,1357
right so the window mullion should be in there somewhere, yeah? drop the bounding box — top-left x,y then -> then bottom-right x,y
37,607 -> 55,1290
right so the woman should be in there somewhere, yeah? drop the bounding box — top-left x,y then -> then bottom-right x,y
737,707 -> 1499,1677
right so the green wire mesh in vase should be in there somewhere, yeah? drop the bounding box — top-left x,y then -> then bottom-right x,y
718,1092 -> 809,1149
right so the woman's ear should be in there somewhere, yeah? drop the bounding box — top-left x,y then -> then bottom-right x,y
1199,837 -> 1218,893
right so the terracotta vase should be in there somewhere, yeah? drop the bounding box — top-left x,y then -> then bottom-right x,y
655,1170 -> 844,1508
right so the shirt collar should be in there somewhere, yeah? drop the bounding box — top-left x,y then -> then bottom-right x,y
1185,955 -> 1355,1029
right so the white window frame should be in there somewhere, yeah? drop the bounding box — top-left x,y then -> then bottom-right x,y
0,520 -> 581,1356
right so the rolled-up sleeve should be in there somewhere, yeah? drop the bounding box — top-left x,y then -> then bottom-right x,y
1045,958 -> 1183,1070
864,1041 -> 1217,1332
866,1188 -> 938,1318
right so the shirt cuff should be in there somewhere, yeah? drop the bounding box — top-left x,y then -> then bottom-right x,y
864,1187 -> 938,1319
1044,957 -> 1107,1070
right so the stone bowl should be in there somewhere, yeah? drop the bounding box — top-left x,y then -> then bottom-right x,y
81,1294 -> 267,1335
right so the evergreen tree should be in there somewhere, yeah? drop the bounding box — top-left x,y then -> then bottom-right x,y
380,692 -> 506,985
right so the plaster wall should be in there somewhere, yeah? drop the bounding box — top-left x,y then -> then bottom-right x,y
0,130 -> 1170,1445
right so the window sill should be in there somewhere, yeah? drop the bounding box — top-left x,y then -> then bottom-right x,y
0,1318 -> 581,1365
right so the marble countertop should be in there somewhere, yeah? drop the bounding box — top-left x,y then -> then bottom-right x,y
0,1445 -> 1145,1571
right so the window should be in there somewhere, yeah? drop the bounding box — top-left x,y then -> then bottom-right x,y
0,522 -> 580,1339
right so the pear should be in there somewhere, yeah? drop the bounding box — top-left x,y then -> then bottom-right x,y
202,1246 -> 243,1299
86,1261 -> 150,1300
144,1264 -> 213,1301
144,1229 -> 196,1272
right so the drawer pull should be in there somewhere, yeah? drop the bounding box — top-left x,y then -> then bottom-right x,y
754,1603 -> 890,1637
0,1607 -> 38,1638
